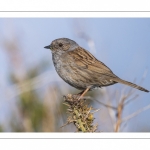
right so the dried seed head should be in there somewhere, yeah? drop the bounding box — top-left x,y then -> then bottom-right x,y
61,94 -> 99,132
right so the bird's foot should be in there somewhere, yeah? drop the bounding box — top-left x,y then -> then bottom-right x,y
63,93 -> 83,106
64,94 -> 81,101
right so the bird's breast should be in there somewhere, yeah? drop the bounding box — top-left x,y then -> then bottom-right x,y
52,53 -> 88,90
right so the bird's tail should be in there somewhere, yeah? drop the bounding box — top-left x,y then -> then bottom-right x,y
112,78 -> 149,92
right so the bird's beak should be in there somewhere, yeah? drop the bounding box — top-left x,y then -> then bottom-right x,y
44,44 -> 52,49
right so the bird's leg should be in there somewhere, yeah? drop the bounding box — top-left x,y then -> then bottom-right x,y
72,91 -> 84,100
77,90 -> 84,95
77,86 -> 91,101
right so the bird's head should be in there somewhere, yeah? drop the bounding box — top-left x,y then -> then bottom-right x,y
44,38 -> 79,54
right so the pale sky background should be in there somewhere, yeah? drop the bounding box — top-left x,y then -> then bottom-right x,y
0,18 -> 150,131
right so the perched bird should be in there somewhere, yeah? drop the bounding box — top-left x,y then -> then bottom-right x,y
44,38 -> 149,100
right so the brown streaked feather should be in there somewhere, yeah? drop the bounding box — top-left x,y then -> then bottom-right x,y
68,47 -> 116,77
67,47 -> 149,92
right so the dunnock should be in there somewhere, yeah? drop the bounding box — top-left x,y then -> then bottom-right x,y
44,38 -> 149,100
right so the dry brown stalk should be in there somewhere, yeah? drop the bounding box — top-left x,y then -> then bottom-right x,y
115,92 -> 132,132
115,99 -> 124,132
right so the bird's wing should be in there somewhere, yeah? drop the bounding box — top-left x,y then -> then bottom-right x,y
68,47 -> 117,78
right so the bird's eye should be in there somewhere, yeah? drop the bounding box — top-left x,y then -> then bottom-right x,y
59,43 -> 63,47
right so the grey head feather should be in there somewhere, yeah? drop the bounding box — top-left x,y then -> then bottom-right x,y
54,38 -> 79,51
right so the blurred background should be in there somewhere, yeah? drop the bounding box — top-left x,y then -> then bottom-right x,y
0,18 -> 150,132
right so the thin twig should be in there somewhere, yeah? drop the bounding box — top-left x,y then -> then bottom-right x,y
124,94 -> 139,105
92,108 -> 101,114
84,96 -> 117,110
121,104 -> 150,123
115,94 -> 129,132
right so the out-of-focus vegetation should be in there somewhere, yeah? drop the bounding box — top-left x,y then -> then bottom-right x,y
0,19 -> 150,132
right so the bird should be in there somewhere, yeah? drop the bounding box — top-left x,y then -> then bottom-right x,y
44,38 -> 149,100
